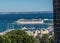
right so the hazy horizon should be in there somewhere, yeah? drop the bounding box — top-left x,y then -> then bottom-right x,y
0,0 -> 53,12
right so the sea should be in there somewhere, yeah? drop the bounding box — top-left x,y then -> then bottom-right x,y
0,12 -> 53,32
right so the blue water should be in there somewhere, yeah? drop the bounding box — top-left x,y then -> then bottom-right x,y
0,12 -> 53,32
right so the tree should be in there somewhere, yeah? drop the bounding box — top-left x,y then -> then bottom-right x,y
40,34 -> 49,43
0,30 -> 54,43
3,35 -> 11,43
49,36 -> 54,43
5,30 -> 36,43
0,35 -> 5,43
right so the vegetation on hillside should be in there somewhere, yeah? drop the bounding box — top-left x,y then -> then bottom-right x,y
0,30 -> 54,43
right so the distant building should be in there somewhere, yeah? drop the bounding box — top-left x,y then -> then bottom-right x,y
40,29 -> 49,35
25,28 -> 49,37
25,30 -> 41,37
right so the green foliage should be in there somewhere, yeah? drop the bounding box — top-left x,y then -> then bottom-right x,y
49,36 -> 54,43
36,34 -> 54,43
0,30 -> 54,43
0,30 -> 36,43
40,34 -> 49,43
0,35 -> 5,43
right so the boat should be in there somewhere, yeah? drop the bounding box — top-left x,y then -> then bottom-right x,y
16,19 -> 43,24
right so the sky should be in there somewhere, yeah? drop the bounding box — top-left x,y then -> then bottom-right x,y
0,0 -> 53,12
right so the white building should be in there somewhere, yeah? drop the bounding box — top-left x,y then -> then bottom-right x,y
40,29 -> 49,35
24,28 -> 49,37
25,30 -> 41,37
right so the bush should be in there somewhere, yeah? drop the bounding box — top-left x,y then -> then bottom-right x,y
0,30 -> 36,43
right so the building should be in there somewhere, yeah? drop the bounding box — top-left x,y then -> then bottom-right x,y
25,29 -> 49,37
54,0 -> 60,43
25,30 -> 40,37
40,29 -> 49,35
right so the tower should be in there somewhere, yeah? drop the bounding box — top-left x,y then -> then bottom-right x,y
53,0 -> 60,43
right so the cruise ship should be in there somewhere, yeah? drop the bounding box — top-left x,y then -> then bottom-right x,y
16,19 -> 43,24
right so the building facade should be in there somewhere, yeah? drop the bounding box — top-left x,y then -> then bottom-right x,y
53,0 -> 60,43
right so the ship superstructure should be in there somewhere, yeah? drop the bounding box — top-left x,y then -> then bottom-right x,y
16,19 -> 43,24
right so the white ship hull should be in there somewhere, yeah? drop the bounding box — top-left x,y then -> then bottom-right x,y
16,19 -> 43,24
